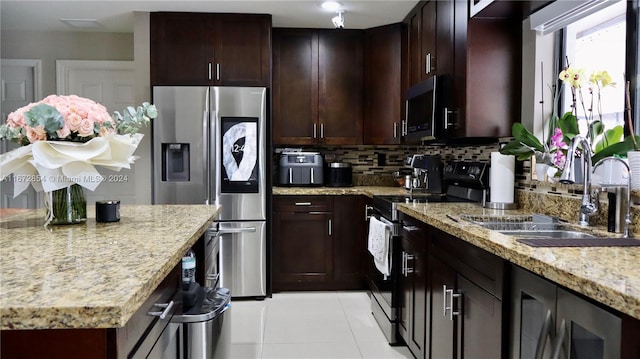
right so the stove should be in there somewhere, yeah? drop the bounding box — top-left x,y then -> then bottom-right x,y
366,160 -> 489,345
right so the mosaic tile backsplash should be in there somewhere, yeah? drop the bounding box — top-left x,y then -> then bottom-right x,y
275,143 -> 507,186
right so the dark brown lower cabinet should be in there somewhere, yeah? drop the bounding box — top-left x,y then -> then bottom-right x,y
273,210 -> 334,287
272,195 -> 367,291
398,213 -> 506,359
511,265 -> 640,359
399,215 -> 429,359
429,227 -> 505,359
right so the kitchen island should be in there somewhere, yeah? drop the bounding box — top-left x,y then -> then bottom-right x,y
0,204 -> 220,356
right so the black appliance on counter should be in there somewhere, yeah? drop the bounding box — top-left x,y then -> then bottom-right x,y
325,162 -> 353,187
365,160 -> 489,345
278,151 -> 324,186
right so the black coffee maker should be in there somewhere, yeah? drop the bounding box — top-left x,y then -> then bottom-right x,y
409,154 -> 444,193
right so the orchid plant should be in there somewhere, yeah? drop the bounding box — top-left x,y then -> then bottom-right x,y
501,63 -> 638,175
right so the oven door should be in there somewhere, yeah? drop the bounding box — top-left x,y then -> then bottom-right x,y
366,208 -> 401,344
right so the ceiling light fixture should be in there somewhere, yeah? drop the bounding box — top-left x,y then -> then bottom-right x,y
332,11 -> 345,29
59,19 -> 101,29
321,1 -> 343,11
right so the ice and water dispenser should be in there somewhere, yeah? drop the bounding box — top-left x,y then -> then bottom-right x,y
162,143 -> 190,181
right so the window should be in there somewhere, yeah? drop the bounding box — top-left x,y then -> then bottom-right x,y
561,0 -> 627,134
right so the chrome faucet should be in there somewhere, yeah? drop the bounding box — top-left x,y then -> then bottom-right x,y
593,156 -> 632,237
559,135 -> 599,226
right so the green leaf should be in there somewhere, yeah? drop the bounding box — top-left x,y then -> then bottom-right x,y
511,123 -> 544,152
558,112 -> 579,143
594,125 -> 623,153
588,120 -> 604,143
591,135 -> 640,163
500,140 -> 536,161
24,104 -> 64,134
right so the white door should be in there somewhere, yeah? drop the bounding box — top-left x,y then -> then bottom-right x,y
0,59 -> 42,209
56,60 -> 139,204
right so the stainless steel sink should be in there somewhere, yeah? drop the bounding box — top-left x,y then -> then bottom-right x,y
459,214 -> 597,239
496,229 -> 596,239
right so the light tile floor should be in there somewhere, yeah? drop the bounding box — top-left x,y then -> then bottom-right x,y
228,291 -> 414,359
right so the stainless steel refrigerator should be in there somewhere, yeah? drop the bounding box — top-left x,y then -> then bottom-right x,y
152,86 -> 267,298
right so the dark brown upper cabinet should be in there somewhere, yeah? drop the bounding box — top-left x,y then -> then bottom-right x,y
404,0 -> 454,89
364,23 -> 403,145
402,1 -> 519,139
273,28 -> 363,146
150,12 -> 271,87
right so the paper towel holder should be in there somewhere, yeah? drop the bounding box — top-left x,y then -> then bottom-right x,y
484,201 -> 519,210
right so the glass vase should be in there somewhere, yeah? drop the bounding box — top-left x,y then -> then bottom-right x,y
47,184 -> 87,225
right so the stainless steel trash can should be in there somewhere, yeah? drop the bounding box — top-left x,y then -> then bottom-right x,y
172,286 -> 231,359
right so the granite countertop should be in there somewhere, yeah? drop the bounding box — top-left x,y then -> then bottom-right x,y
273,185 -> 409,197
0,204 -> 221,330
397,202 -> 640,320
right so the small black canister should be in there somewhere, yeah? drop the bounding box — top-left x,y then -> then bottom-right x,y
96,200 -> 120,222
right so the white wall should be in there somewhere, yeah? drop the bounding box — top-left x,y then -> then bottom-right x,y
1,30 -> 134,96
521,18 -> 556,144
1,27 -> 155,204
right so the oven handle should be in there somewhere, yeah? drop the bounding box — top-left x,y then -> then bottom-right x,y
365,205 -> 374,221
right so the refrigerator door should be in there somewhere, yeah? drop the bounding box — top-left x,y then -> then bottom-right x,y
152,86 -> 211,205
212,87 -> 267,221
217,221 -> 267,297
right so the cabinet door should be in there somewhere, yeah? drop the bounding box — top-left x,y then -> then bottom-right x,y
333,196 -> 367,288
364,24 -> 403,145
272,211 -> 333,290
554,289 -> 622,359
272,29 -> 318,145
457,274 -> 503,359
214,14 -> 271,86
150,13 -> 215,86
420,1 -> 437,79
406,9 -> 422,87
318,29 -> 363,145
430,254 -> 456,359
510,266 -> 557,359
400,226 -> 428,359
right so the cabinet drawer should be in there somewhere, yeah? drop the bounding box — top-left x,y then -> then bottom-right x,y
274,196 -> 333,213
431,227 -> 505,299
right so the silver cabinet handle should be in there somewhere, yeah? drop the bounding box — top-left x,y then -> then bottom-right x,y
148,300 -> 175,320
405,254 -> 414,275
393,122 -> 398,138
208,62 -> 212,81
320,123 -> 325,139
550,319 -> 567,359
313,123 -> 317,139
426,53 -> 430,75
402,252 -> 407,276
295,202 -> 312,206
443,285 -> 461,320
534,309 -> 554,359
444,107 -> 455,130
328,219 -> 332,236
216,63 -> 220,81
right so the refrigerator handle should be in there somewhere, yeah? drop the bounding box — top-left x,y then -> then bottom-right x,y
216,227 -> 257,234
203,87 -> 211,204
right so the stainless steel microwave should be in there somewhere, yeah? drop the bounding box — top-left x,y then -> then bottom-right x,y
404,75 -> 453,142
